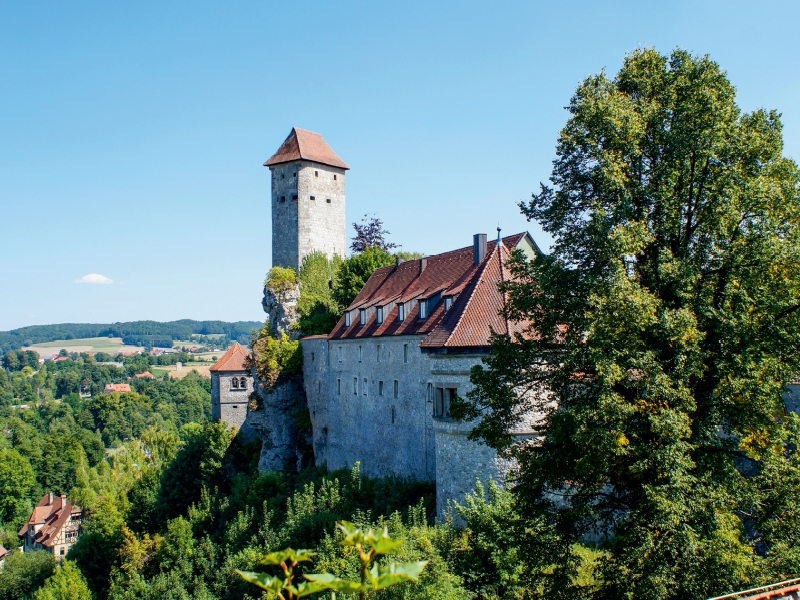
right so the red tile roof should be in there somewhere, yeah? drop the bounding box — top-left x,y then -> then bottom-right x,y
264,128 -> 349,170
210,343 -> 251,372
18,493 -> 81,548
104,383 -> 131,393
324,234 -> 532,350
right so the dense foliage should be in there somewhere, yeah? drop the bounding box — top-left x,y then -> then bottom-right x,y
297,251 -> 343,336
0,320 -> 260,353
455,48 -> 800,599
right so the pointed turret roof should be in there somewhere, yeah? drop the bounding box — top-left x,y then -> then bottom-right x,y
210,343 -> 251,373
264,128 -> 349,170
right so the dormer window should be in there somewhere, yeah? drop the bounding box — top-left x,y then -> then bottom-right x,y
398,303 -> 405,322
419,300 -> 428,320
376,307 -> 383,324
359,310 -> 366,326
444,297 -> 453,312
344,312 -> 351,327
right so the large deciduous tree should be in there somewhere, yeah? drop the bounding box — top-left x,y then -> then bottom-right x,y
455,49 -> 800,599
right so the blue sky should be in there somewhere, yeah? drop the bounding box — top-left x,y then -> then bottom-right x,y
1,1 -> 798,331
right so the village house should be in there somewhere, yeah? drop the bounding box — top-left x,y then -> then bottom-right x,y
18,493 -> 83,561
104,383 -> 131,393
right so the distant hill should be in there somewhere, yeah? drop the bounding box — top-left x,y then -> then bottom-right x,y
0,320 -> 262,353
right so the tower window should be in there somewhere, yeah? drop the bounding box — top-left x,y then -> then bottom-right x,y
334,174 -> 337,180
337,379 -> 341,395
292,194 -> 298,201
338,346 -> 343,362
315,170 -> 318,177
393,380 -> 399,398
293,172 -> 297,178
280,196 -> 286,202
231,378 -> 239,389
353,378 -> 358,394
376,307 -> 383,324
379,381 -> 384,396
281,173 -> 285,179
358,346 -> 362,362
326,199 -> 331,203
240,376 -> 247,388
376,345 -> 381,362
363,378 -> 368,395
391,405 -> 396,424
403,344 -> 408,363
310,196 -> 316,200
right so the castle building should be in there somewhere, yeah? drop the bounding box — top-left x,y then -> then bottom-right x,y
301,232 -> 541,517
264,128 -> 348,273
210,343 -> 253,431
18,493 -> 82,561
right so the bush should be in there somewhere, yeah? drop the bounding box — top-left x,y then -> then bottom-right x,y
265,267 -> 299,296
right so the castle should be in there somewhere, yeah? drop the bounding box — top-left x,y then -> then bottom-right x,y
211,128 -> 541,517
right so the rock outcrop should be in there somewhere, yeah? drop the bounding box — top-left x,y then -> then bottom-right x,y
261,284 -> 301,339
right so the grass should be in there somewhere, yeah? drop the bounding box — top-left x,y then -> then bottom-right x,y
27,337 -> 143,356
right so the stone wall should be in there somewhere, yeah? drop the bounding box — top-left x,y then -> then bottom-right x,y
301,335 -> 437,482
270,161 -> 346,273
211,371 -> 253,431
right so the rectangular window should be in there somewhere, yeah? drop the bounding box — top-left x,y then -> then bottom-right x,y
353,378 -> 358,394
280,196 -> 286,202
398,303 -> 405,322
376,345 -> 381,362
444,297 -> 452,311
379,381 -> 384,396
363,378 -> 368,395
315,170 -> 319,177
434,387 -> 444,417
419,300 -> 428,319
403,344 -> 408,363
345,312 -> 351,327
359,310 -> 366,325
338,346 -> 343,362
310,195 -> 316,200
376,306 -> 383,324
337,379 -> 341,395
393,380 -> 399,398
326,198 -> 331,203
334,174 -> 337,180
358,346 -> 362,362
292,194 -> 298,201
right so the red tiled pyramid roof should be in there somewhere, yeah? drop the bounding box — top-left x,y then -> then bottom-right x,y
264,128 -> 349,170
210,343 -> 251,372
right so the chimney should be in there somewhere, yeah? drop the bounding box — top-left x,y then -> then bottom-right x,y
419,257 -> 427,274
47,492 -> 53,504
395,257 -> 404,269
473,234 -> 487,265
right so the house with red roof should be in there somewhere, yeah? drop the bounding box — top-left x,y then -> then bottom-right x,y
18,493 -> 82,561
210,343 -> 253,431
104,383 -> 131,393
301,231 -> 541,517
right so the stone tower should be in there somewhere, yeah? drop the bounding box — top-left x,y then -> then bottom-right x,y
210,343 -> 253,431
264,128 -> 348,273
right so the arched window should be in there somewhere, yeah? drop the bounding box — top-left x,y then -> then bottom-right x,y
231,378 -> 239,389
240,377 -> 247,389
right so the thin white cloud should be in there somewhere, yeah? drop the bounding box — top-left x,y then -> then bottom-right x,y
75,273 -> 113,284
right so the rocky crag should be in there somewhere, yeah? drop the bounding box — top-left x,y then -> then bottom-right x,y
240,282 -> 311,472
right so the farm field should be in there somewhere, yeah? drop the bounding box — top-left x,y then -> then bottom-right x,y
26,337 -> 144,356
159,363 -> 212,379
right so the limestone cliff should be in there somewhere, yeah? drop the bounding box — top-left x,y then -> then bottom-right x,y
240,282 -> 311,472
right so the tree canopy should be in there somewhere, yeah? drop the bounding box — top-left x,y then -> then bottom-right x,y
456,48 -> 800,599
350,214 -> 397,253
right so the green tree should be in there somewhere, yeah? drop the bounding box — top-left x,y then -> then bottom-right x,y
332,247 -> 395,309
0,448 -> 36,525
0,551 -> 56,600
297,251 -> 344,335
456,48 -> 800,599
34,560 -> 92,600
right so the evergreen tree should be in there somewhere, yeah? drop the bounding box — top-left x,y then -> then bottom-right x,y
34,561 -> 92,600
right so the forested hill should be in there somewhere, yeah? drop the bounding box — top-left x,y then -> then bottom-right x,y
0,320 -> 262,352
